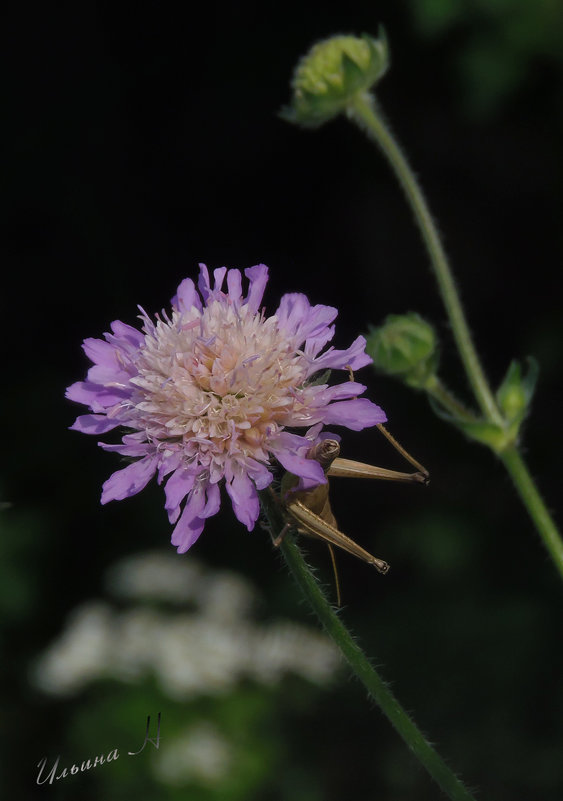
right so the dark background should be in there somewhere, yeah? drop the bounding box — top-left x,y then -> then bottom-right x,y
4,2 -> 563,799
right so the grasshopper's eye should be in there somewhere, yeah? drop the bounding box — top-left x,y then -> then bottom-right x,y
308,438 -> 340,471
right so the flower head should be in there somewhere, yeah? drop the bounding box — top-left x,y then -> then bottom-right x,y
281,30 -> 389,128
67,264 -> 386,553
366,312 -> 439,390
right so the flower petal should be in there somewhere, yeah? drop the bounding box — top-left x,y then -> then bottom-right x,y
320,398 -> 386,430
304,324 -> 335,358
313,381 -> 367,405
165,469 -> 197,523
66,381 -> 129,412
171,500 -> 206,553
70,414 -> 121,435
273,449 -> 327,485
308,335 -> 373,375
157,452 -> 183,484
101,456 -> 158,504
86,363 -> 132,386
271,430 -> 312,452
276,293 -> 337,346
275,293 -> 311,336
225,469 -> 259,530
197,263 -> 212,302
98,437 -> 148,456
171,277 -> 202,313
226,269 -> 243,304
212,266 -> 227,293
247,463 -> 274,491
244,264 -> 269,313
171,478 -> 222,553
82,338 -> 120,367
201,481 -> 221,518
109,319 -> 145,347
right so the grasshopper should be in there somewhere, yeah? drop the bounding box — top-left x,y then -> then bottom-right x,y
274,424 -> 428,604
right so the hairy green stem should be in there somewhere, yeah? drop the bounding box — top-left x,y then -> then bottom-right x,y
259,490 -> 477,801
347,92 -> 502,425
346,90 -> 563,580
499,446 -> 563,579
427,378 -> 563,578
425,376 -> 479,424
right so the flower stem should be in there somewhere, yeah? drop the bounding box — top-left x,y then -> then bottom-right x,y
499,445 -> 563,580
425,376 -> 479,424
347,92 -> 502,426
346,90 -> 563,580
259,491 -> 477,801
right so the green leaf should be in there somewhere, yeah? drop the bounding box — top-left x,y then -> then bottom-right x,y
304,369 -> 332,387
428,395 -> 511,451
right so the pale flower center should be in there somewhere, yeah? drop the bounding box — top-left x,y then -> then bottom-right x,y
129,299 -> 307,465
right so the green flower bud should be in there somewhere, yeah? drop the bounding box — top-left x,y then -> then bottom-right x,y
366,313 -> 439,389
496,358 -> 539,425
281,30 -> 389,128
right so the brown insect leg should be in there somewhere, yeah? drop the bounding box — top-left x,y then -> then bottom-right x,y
326,543 -> 342,607
272,522 -> 291,547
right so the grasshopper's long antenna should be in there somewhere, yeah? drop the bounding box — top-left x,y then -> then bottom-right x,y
344,365 -> 429,483
326,543 -> 342,607
376,423 -> 429,480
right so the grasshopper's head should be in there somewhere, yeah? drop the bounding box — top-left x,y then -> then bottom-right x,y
307,438 -> 340,474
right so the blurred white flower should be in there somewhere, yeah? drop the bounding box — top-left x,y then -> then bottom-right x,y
33,603 -> 113,695
198,572 -> 255,623
31,552 -> 341,698
104,550 -> 205,604
152,723 -> 232,787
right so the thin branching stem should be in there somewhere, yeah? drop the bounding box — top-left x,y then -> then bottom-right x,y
346,90 -> 563,581
499,445 -> 563,577
347,91 -> 502,424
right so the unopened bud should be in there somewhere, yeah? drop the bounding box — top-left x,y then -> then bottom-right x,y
281,30 -> 389,128
496,358 -> 539,425
366,313 -> 439,389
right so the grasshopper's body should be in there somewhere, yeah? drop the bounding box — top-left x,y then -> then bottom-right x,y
276,425 -> 428,600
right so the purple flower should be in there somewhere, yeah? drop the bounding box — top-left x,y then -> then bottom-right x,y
67,264 -> 386,552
